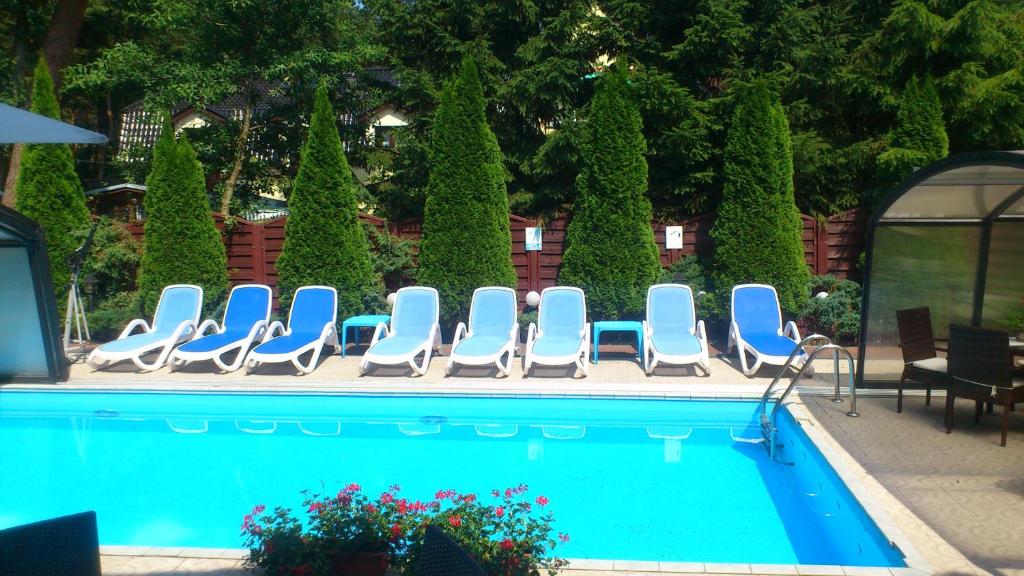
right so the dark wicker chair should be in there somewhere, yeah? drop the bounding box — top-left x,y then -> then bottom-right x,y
947,324 -> 1024,447
896,307 -> 948,413
0,511 -> 101,575
415,525 -> 487,576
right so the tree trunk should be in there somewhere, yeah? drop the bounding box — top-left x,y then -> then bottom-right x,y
220,102 -> 254,215
43,0 -> 89,91
2,146 -> 24,208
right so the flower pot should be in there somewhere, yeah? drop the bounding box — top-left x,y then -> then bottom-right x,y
329,551 -> 388,576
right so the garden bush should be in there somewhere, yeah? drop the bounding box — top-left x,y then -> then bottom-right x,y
559,69 -> 662,320
875,75 -> 948,196
658,255 -> 725,321
138,123 -> 229,314
417,57 -> 517,326
14,57 -> 91,304
276,84 -> 380,318
800,275 -> 861,343
711,80 -> 810,316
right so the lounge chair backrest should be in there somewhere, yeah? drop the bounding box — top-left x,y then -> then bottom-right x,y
288,286 -> 337,335
393,287 -> 439,339
223,285 -> 271,333
152,285 -> 202,334
896,307 -> 938,363
469,287 -> 516,338
647,284 -> 696,335
948,324 -> 1012,388
539,287 -> 585,338
732,284 -> 782,336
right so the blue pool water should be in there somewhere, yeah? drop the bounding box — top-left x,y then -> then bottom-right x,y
0,392 -> 904,566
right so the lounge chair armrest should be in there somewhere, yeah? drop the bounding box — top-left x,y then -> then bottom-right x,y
526,323 -> 537,352
369,322 -> 389,346
784,320 -> 801,341
262,321 -> 286,343
510,323 -> 521,354
119,318 -> 151,339
195,319 -> 221,339
452,322 -> 468,349
696,319 -> 708,344
169,320 -> 198,344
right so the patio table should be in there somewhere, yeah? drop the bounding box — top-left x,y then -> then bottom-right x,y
591,320 -> 644,364
340,314 -> 391,357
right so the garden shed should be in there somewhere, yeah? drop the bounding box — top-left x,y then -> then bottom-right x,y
856,151 -> 1024,385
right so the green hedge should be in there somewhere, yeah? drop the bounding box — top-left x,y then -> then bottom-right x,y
15,57 -> 91,303
138,123 -> 228,314
417,57 -> 516,324
559,70 -> 661,320
276,84 -> 379,318
876,75 -> 948,194
711,81 -> 810,316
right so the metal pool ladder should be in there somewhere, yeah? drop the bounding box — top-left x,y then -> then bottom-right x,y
756,334 -> 858,460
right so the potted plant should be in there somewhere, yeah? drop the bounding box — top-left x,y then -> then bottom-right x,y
1007,308 -> 1024,340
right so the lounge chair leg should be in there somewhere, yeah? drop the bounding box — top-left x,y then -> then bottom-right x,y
1001,407 -> 1010,447
974,400 -> 983,424
897,370 -> 907,413
925,382 -> 931,407
945,394 -> 955,434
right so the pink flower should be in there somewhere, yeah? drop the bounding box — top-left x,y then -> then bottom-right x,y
380,492 -> 394,504
252,524 -> 262,535
390,523 -> 403,540
448,514 -> 462,527
307,501 -> 324,513
336,492 -> 352,506
495,506 -> 505,518
397,499 -> 409,514
462,494 -> 477,503
535,495 -> 549,507
344,483 -> 361,493
253,504 -> 266,514
364,504 -> 377,514
501,538 -> 515,550
558,532 -> 570,543
491,489 -> 500,497
504,488 -> 513,498
410,501 -> 428,513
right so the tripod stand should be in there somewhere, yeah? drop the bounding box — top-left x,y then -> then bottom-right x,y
63,222 -> 98,360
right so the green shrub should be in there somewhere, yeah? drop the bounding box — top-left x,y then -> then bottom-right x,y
711,80 -> 810,317
658,255 -> 725,321
800,275 -> 861,343
87,291 -> 142,341
276,84 -> 380,318
417,57 -> 517,325
138,123 -> 229,314
15,57 -> 91,304
559,70 -> 662,320
71,217 -> 142,304
364,223 -> 417,291
875,75 -> 948,196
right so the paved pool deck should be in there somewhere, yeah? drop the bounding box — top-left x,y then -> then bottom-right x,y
9,351 -> 1024,575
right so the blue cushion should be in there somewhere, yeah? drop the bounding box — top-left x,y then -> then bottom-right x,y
733,286 -> 782,336
539,289 -> 585,340
251,331 -> 321,355
469,289 -> 516,338
288,288 -> 335,335
648,285 -> 695,334
368,335 -> 428,357
97,332 -> 172,353
743,332 -> 802,357
650,332 -> 702,357
453,335 -> 509,358
392,288 -> 438,340
222,286 -> 270,332
176,330 -> 250,353
532,335 -> 581,358
151,286 -> 201,333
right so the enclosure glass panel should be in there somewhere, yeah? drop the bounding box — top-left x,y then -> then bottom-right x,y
1004,194 -> 1024,217
861,226 -> 979,382
883,184 -> 1020,220
0,228 -> 14,239
0,247 -> 49,379
980,223 -> 1024,330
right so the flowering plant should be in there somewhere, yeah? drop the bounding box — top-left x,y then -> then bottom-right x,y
242,483 -> 568,576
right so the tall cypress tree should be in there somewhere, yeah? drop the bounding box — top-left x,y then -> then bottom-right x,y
15,57 -> 91,302
138,123 -> 228,314
276,84 -> 377,317
559,70 -> 661,320
418,57 -> 516,324
876,75 -> 949,193
711,81 -> 809,315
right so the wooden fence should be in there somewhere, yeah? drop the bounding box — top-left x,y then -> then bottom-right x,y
127,208 -> 867,311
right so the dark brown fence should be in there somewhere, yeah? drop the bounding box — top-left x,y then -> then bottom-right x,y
128,208 -> 867,311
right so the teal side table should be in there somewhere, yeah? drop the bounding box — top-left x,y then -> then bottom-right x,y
592,320 -> 644,364
341,314 -> 391,357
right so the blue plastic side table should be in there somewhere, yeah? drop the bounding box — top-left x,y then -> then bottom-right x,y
592,320 -> 644,364
341,314 -> 391,357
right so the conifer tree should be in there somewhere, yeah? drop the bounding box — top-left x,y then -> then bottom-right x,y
711,81 -> 809,315
276,84 -> 377,317
138,123 -> 228,314
559,70 -> 662,320
418,57 -> 517,324
876,75 -> 948,193
15,57 -> 91,302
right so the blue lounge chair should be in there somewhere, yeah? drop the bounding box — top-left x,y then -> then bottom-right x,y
243,286 -> 339,375
360,286 -> 441,376
523,286 -> 589,377
168,284 -> 272,372
446,286 -> 519,377
643,284 -> 710,375
87,284 -> 202,371
727,284 -> 809,377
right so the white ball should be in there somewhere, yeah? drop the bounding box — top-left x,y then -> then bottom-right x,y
525,291 -> 541,307
815,291 -> 829,300
386,292 -> 398,307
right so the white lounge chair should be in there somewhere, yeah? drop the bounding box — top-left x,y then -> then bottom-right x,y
523,286 -> 590,377
727,284 -> 809,377
360,286 -> 441,376
168,284 -> 271,372
87,284 -> 202,371
243,285 -> 339,375
446,286 -> 519,376
643,284 -> 710,375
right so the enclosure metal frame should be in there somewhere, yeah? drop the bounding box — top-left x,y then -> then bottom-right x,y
856,151 -> 1024,387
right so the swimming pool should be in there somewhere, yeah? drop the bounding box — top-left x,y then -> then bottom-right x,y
0,391 -> 905,567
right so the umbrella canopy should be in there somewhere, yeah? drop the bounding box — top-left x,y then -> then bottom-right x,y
0,102 -> 107,144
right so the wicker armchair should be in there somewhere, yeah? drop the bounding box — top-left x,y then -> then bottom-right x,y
947,324 -> 1024,447
415,525 -> 487,576
896,307 -> 948,413
0,511 -> 101,575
